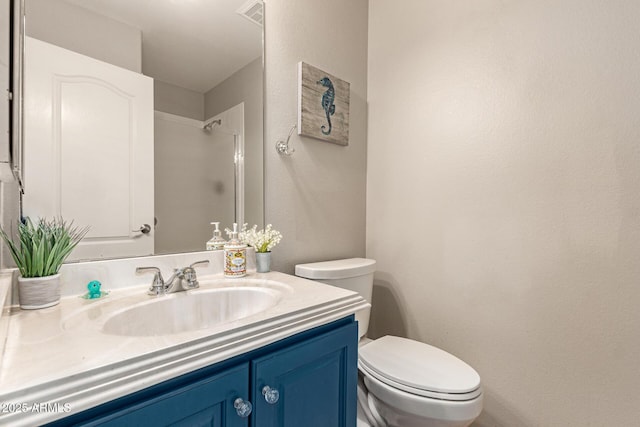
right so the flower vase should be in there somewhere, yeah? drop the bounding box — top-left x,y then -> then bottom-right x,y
256,252 -> 272,273
18,273 -> 61,310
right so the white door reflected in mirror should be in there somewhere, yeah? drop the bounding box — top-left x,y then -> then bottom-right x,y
23,37 -> 154,260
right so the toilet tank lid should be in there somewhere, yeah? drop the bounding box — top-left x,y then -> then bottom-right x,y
295,258 -> 376,280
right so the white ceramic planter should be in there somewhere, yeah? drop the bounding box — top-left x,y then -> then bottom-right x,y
18,273 -> 61,309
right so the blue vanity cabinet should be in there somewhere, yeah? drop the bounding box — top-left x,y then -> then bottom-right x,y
80,364 -> 250,427
45,318 -> 357,427
251,321 -> 358,427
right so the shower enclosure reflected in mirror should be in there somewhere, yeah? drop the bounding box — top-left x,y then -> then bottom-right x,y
17,0 -> 264,260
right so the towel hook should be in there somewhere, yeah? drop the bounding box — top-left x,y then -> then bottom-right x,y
276,125 -> 297,156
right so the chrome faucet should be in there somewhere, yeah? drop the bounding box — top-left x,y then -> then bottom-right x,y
136,260 -> 210,296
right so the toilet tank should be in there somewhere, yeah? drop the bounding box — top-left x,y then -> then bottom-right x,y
295,258 -> 376,338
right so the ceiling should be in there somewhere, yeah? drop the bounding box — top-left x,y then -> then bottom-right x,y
63,0 -> 263,93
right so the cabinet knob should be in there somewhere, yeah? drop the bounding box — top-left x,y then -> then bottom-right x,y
234,397 -> 253,418
262,385 -> 280,404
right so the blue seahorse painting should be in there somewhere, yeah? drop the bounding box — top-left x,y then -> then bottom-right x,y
298,62 -> 349,145
317,77 -> 335,135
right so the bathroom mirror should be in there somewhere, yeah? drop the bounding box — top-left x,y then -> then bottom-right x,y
16,0 -> 264,260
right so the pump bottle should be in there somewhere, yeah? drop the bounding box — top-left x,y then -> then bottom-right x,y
206,222 -> 226,250
224,223 -> 247,277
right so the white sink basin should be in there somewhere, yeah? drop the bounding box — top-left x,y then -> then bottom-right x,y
101,287 -> 283,336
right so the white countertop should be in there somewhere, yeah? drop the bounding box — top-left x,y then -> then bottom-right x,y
0,266 -> 368,426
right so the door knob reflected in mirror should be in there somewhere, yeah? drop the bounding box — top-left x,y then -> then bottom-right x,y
132,224 -> 151,234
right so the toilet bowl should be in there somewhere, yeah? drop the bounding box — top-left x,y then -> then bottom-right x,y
295,258 -> 483,427
358,336 -> 482,427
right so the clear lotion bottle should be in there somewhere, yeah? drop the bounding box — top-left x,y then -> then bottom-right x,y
206,222 -> 226,251
224,223 -> 247,277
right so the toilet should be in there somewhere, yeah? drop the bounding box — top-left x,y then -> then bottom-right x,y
295,258 -> 483,427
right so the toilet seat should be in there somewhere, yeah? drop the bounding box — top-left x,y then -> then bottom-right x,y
361,371 -> 483,425
359,336 -> 482,401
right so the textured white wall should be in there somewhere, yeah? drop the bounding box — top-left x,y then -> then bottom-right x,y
264,0 -> 368,273
154,80 -> 204,121
367,0 -> 640,425
25,0 -> 141,72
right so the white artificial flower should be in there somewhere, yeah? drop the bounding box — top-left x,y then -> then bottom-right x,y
235,223 -> 282,253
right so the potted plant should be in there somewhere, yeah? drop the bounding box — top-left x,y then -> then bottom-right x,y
233,224 -> 282,273
0,217 -> 89,309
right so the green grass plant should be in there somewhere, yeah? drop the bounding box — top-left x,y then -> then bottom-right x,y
0,218 -> 89,278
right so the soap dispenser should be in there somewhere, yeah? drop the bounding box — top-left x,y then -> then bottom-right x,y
206,222 -> 226,251
224,223 -> 247,277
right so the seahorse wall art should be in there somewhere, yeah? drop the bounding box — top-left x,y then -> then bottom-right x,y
317,77 -> 335,135
297,62 -> 350,146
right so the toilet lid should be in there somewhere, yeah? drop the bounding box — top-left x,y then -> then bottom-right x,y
359,336 -> 481,396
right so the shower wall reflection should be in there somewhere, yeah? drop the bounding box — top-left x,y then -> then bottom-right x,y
154,112 -> 235,254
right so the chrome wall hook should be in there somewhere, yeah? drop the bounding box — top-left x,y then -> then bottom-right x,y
276,124 -> 297,156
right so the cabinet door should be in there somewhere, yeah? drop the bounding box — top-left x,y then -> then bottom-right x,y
82,364 -> 250,427
252,322 -> 358,427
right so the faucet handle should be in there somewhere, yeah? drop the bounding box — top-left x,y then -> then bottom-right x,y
136,266 -> 166,296
189,260 -> 210,269
183,260 -> 210,288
